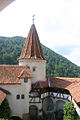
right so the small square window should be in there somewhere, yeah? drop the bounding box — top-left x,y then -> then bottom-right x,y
24,78 -> 28,83
33,67 -> 36,72
16,94 -> 20,100
21,94 -> 25,99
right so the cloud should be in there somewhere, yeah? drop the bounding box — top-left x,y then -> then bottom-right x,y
64,47 -> 80,66
0,0 -> 80,65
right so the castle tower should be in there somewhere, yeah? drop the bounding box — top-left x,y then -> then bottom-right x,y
19,24 -> 46,83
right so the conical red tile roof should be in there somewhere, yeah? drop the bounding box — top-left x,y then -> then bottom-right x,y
19,24 -> 45,60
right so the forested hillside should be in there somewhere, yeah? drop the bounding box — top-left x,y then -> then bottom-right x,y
0,36 -> 80,77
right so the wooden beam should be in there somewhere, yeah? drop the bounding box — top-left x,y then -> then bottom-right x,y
0,0 -> 15,11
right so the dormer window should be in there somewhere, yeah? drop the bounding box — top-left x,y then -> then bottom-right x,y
33,67 -> 36,72
24,78 -> 28,83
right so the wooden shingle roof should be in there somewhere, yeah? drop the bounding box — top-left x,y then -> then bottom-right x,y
19,24 -> 45,60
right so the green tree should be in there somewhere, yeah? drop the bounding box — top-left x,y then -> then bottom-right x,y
0,36 -> 80,77
64,102 -> 77,120
0,98 -> 11,119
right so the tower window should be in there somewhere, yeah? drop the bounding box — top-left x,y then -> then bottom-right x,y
16,94 -> 20,100
24,78 -> 28,83
33,67 -> 36,72
21,94 -> 25,99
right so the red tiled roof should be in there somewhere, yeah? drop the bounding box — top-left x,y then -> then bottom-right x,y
33,77 -> 80,103
0,90 -> 6,105
18,69 -> 32,79
0,65 -> 31,84
19,24 -> 45,60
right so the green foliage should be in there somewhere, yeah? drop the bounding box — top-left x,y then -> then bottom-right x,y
0,36 -> 80,77
0,98 -> 11,119
0,36 -> 25,65
64,102 -> 77,120
42,44 -> 80,77
77,116 -> 80,120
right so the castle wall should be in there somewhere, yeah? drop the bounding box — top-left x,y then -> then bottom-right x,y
0,78 -> 31,119
19,59 -> 46,83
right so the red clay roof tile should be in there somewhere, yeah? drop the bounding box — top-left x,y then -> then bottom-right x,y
18,69 -> 32,79
0,65 -> 31,84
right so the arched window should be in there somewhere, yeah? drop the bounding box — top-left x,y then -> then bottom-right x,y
21,94 -> 25,99
29,105 -> 38,119
56,100 -> 65,120
42,97 -> 54,113
16,94 -> 20,100
56,100 -> 65,110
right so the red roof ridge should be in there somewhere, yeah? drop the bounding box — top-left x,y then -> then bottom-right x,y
55,77 -> 80,83
56,77 -> 80,79
0,64 -> 30,68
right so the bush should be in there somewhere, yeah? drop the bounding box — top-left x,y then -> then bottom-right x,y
0,98 -> 11,119
64,102 -> 77,120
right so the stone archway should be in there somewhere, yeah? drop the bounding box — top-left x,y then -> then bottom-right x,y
56,100 -> 65,120
42,97 -> 54,120
29,105 -> 38,120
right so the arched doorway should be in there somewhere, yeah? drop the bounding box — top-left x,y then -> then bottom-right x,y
56,100 -> 65,120
42,97 -> 54,120
29,105 -> 38,120
10,116 -> 22,120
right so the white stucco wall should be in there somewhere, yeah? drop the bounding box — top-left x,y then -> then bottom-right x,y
0,78 -> 31,119
72,98 -> 80,116
19,59 -> 46,83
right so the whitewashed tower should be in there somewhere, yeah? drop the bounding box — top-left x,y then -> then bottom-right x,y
18,24 -> 46,83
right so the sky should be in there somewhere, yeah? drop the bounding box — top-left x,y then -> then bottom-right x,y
0,0 -> 80,66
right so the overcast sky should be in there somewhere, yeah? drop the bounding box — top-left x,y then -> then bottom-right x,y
0,0 -> 80,66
